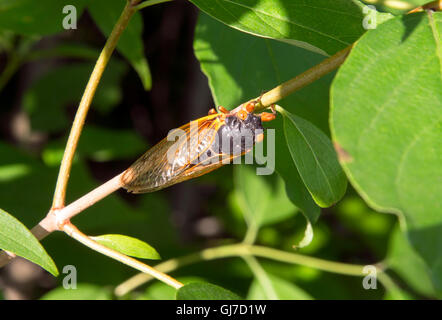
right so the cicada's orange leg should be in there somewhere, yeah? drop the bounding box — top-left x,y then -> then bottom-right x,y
244,101 -> 256,113
260,112 -> 276,122
208,108 -> 217,115
218,106 -> 229,114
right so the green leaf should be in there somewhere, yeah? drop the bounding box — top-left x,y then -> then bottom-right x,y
279,108 -> 347,207
91,234 -> 161,260
0,0 -> 87,36
331,12 -> 442,294
386,225 -> 436,297
0,208 -> 58,276
176,282 -> 241,300
88,0 -> 151,90
190,0 -> 392,55
194,12 -> 323,223
141,276 -> 204,300
23,61 -> 126,132
41,283 -> 111,300
247,273 -> 313,300
234,165 -> 297,228
42,125 -> 147,165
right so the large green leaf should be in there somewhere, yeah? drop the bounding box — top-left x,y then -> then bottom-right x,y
91,234 -> 161,260
176,282 -> 241,300
279,108 -> 347,207
0,0 -> 87,35
191,0 -> 392,55
0,208 -> 58,276
194,12 -> 326,223
331,12 -> 442,294
88,0 -> 151,90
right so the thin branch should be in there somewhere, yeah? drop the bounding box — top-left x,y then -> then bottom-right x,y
53,173 -> 124,224
115,243 -> 383,296
251,45 -> 353,113
63,223 -> 183,289
408,0 -> 442,13
51,1 -> 138,209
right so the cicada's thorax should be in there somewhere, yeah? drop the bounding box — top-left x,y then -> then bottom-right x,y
215,113 -> 263,154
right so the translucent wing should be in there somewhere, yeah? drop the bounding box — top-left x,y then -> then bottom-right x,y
121,114 -> 228,193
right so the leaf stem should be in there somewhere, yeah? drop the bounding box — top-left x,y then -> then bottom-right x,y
63,222 -> 183,289
115,243 -> 383,296
51,1 -> 138,209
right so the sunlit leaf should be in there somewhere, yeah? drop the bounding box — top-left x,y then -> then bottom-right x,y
331,12 -> 442,294
191,0 -> 392,55
0,207 -> 58,276
91,234 -> 161,260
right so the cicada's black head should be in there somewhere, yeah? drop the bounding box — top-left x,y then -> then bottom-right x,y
214,113 -> 264,156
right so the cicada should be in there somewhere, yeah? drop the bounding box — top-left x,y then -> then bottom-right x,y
121,101 -> 276,193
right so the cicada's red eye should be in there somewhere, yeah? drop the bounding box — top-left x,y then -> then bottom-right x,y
245,101 -> 255,113
237,110 -> 248,121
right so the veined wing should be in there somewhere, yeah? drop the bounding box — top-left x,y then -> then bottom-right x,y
121,114 -> 224,193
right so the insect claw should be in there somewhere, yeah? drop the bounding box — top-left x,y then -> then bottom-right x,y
260,112 -> 276,122
208,108 -> 217,115
219,106 -> 229,114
